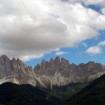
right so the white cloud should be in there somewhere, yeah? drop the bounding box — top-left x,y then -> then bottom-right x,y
0,0 -> 105,61
21,54 -> 44,61
85,40 -> 105,55
62,0 -> 105,6
98,40 -> 105,46
102,8 -> 105,15
82,0 -> 104,5
55,51 -> 69,56
85,46 -> 102,55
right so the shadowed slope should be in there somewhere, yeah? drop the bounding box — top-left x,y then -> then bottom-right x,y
65,74 -> 105,105
0,82 -> 59,105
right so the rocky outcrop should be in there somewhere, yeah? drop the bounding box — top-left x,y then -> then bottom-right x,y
0,55 -> 105,88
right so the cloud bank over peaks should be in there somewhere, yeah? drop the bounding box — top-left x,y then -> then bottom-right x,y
0,0 -> 105,61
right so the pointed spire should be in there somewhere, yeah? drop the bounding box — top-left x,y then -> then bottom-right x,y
0,55 -> 10,61
54,56 -> 60,65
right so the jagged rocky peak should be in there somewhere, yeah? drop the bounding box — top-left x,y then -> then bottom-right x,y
61,58 -> 70,65
0,55 -> 25,68
12,57 -> 17,61
0,55 -> 27,75
35,57 -> 70,69
54,56 -> 60,65
0,54 -> 9,59
34,64 -> 40,70
11,57 -> 25,66
17,58 -> 25,66
0,55 -> 10,62
87,61 -> 95,64
85,61 -> 103,72
41,60 -> 48,66
49,58 -> 54,64
34,57 -> 71,79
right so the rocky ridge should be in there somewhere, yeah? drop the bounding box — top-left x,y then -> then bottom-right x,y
34,56 -> 105,86
0,55 -> 105,88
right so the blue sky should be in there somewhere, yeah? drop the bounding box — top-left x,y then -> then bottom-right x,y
0,0 -> 105,67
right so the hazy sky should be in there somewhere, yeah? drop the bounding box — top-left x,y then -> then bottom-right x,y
0,0 -> 105,66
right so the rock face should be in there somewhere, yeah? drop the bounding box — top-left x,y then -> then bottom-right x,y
0,55 -> 105,88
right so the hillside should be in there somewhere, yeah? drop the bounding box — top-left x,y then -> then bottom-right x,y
46,82 -> 88,101
0,82 -> 59,105
65,74 -> 105,105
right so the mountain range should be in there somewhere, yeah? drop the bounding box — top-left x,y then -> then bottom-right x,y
0,55 -> 105,88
